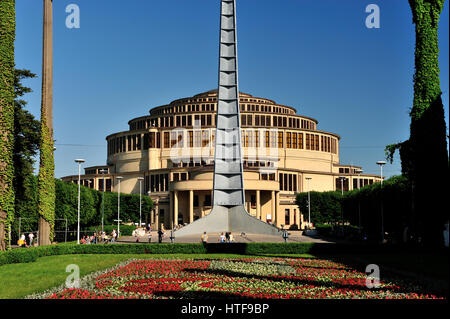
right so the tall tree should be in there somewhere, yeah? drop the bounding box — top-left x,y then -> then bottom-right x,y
13,70 -> 41,237
37,0 -> 55,245
14,70 -> 40,205
408,0 -> 449,246
387,0 -> 448,246
0,0 -> 16,251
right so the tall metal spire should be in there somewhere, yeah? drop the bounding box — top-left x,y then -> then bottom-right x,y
175,0 -> 280,237
213,0 -> 245,207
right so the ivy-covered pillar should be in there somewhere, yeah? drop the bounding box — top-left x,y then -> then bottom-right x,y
37,0 -> 55,246
0,0 -> 16,251
408,0 -> 449,246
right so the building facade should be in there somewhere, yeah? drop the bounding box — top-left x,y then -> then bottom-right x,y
62,90 -> 381,230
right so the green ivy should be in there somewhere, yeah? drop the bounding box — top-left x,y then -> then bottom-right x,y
0,0 -> 16,251
385,0 -> 446,165
37,108 -> 55,243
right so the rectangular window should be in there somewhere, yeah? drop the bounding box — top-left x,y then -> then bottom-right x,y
157,132 -> 161,148
201,115 -> 206,127
286,132 -> 292,148
265,131 -> 270,148
270,131 -> 277,148
188,131 -> 193,147
194,195 -> 199,207
204,194 -> 212,207
278,132 -> 283,148
298,133 -> 303,149
241,115 -> 247,126
164,132 -> 170,148
247,115 -> 253,126
202,130 -> 209,147
315,135 -> 320,151
306,134 -> 310,150
255,115 -> 260,126
170,132 -> 177,147
285,209 -> 290,225
292,133 -> 298,149
194,131 -> 202,147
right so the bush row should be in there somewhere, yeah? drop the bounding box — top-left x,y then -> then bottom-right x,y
3,241 -> 443,267
0,242 -> 317,266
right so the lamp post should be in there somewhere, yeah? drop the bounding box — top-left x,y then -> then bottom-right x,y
376,161 -> 386,243
306,177 -> 312,229
356,169 -> 363,228
338,176 -> 347,236
116,176 -> 123,238
99,169 -> 107,235
138,177 -> 144,228
75,159 -> 85,245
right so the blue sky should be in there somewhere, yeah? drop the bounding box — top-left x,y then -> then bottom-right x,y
15,0 -> 449,179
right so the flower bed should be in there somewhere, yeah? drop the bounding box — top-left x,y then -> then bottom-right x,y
40,258 -> 444,299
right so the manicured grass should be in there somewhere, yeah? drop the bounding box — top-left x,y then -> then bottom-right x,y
0,253 -> 314,299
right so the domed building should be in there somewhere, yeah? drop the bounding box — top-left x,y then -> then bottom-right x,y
62,90 -> 381,230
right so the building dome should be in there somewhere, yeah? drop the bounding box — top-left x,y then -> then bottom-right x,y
62,91 -> 381,230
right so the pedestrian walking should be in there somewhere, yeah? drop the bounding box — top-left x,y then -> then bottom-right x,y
158,228 -> 164,243
201,232 -> 208,244
111,229 -> 117,243
219,232 -> 225,243
28,232 -> 34,246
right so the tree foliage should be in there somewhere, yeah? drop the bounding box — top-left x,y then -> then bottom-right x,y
0,0 -> 16,251
385,0 -> 448,246
296,191 -> 342,225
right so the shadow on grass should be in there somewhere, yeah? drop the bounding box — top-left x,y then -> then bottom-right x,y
182,265 -> 415,295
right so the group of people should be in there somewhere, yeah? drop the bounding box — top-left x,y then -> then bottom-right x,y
133,223 -> 167,243
80,229 -> 118,244
200,232 -> 234,243
17,233 -> 36,248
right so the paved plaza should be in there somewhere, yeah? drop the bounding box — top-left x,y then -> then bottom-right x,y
117,230 -> 334,244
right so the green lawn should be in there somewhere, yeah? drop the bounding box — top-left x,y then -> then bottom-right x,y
0,253 -> 314,299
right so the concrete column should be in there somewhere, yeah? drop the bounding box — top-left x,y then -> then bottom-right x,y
256,190 -> 261,219
174,191 -> 179,227
189,190 -> 194,223
271,191 -> 275,223
154,206 -> 159,229
275,191 -> 280,226
169,192 -> 174,229
38,0 -> 54,247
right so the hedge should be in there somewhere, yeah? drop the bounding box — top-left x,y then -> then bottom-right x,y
0,242 -> 316,266
2,241 -> 445,267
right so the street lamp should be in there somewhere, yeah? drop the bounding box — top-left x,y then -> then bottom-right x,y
116,176 -> 123,239
355,169 -> 363,229
376,161 -> 386,186
137,177 -> 144,228
305,177 -> 312,229
99,169 -> 108,235
338,176 -> 347,235
376,161 -> 386,243
75,159 -> 85,245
